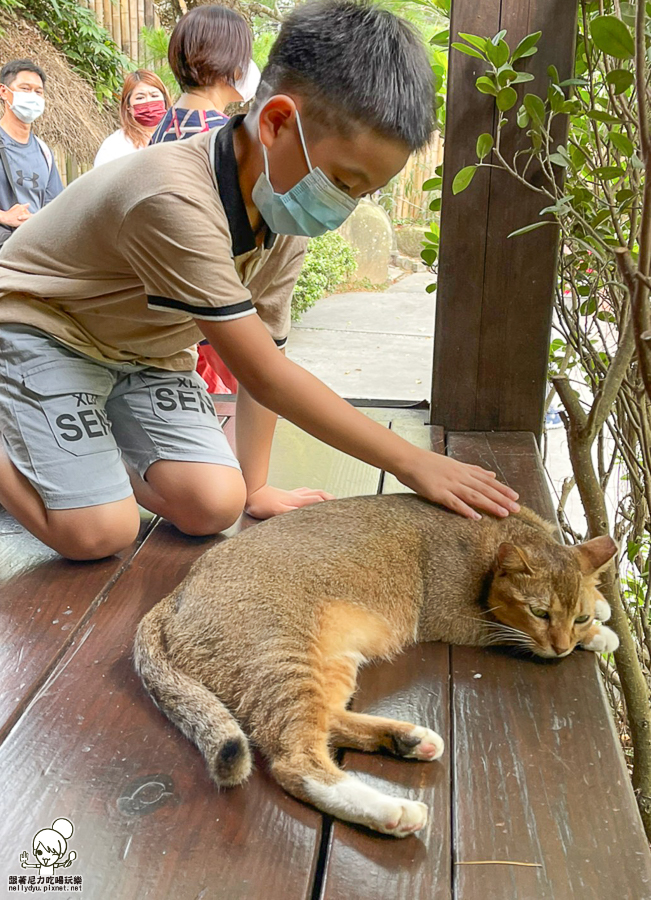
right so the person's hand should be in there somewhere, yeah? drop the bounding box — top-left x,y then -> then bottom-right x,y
20,851 -> 28,868
245,484 -> 335,519
0,203 -> 31,228
397,449 -> 520,520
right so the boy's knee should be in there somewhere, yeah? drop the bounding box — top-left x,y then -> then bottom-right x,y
49,504 -> 141,561
169,470 -> 246,537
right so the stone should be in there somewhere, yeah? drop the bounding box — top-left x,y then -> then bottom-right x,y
337,199 -> 394,286
395,224 -> 428,259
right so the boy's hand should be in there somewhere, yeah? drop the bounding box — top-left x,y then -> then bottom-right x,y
398,448 -> 520,520
245,484 -> 335,519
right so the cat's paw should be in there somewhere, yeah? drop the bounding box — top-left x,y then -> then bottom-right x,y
393,726 -> 445,761
377,797 -> 429,837
594,598 -> 612,622
582,624 -> 619,654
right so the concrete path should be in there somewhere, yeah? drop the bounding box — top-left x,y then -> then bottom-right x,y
287,272 -> 586,533
286,272 -> 434,401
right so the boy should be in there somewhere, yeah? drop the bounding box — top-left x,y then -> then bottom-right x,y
0,0 -> 519,560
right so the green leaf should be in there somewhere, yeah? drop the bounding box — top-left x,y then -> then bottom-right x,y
587,109 -> 620,124
491,29 -> 507,44
497,66 -> 517,87
593,165 -> 627,180
523,93 -> 546,125
476,76 -> 498,95
512,31 -> 542,62
496,86 -> 518,111
421,247 -> 438,266
547,64 -> 560,83
426,283 -> 437,294
608,130 -> 635,156
508,221 -> 554,238
549,152 -> 570,167
605,68 -> 635,94
517,106 -> 530,128
423,176 -> 442,191
429,197 -> 442,212
476,132 -> 494,160
590,15 -> 635,59
452,165 -> 477,194
430,29 -> 450,47
457,33 -> 487,51
451,42 -> 486,60
512,71 -> 535,84
486,39 -> 510,68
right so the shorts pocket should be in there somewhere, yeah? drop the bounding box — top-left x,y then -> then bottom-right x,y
22,359 -> 116,458
143,371 -> 222,428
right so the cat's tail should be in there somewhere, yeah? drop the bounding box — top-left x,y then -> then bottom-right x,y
134,594 -> 253,787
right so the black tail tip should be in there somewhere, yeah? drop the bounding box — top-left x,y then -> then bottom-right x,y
211,736 -> 252,786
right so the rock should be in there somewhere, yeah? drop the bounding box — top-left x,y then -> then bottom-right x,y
395,224 -> 428,260
337,200 -> 394,286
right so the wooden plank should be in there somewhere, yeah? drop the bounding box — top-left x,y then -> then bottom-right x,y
447,432 -> 651,899
0,523 -> 322,900
0,507 -> 153,740
433,0 -> 578,436
322,420 -> 452,900
0,411 -> 395,898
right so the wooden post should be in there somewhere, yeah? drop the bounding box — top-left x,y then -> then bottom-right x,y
431,0 -> 578,437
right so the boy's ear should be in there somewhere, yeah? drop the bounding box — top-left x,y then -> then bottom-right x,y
258,94 -> 299,148
574,535 -> 617,575
496,542 -> 534,576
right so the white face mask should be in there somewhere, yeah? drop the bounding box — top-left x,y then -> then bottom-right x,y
234,60 -> 261,104
5,88 -> 45,124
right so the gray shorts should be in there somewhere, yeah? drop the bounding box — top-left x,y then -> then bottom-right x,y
0,325 -> 240,510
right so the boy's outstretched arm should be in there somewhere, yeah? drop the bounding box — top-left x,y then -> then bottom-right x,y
235,384 -> 334,518
199,315 -> 520,520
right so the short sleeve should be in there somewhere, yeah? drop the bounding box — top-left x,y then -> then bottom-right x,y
247,234 -> 308,347
118,191 -> 256,324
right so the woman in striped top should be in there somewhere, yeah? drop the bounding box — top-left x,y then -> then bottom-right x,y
151,5 -> 260,393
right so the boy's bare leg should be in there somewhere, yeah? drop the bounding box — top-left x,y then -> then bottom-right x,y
0,441 -> 140,560
126,459 -> 246,537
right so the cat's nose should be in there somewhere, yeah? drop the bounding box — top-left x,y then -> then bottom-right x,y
552,641 -> 572,656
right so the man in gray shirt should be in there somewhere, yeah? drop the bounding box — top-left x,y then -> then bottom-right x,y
0,59 -> 64,245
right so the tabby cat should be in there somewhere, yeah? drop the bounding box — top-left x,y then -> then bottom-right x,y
134,494 -> 618,838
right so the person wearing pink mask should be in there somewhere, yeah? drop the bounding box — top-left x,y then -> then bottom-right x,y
94,70 -> 171,168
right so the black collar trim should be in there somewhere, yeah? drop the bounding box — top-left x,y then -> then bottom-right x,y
214,115 -> 276,256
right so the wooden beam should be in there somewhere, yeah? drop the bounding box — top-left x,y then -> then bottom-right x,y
432,0 -> 579,437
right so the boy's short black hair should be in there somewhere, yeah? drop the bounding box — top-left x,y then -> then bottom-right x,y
0,59 -> 46,88
259,0 -> 433,151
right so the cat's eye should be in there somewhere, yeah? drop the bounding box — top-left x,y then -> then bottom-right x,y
575,614 -> 591,624
530,607 -> 550,619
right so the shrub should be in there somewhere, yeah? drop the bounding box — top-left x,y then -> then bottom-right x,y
291,232 -> 357,321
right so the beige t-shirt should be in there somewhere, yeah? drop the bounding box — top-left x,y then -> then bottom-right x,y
0,120 -> 307,370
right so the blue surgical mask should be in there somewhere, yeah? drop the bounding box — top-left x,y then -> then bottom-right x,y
252,110 -> 359,237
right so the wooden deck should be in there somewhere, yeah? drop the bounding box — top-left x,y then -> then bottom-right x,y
1,405 -> 650,899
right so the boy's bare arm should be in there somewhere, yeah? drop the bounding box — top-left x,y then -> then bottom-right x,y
198,315 -> 520,519
235,384 -> 334,518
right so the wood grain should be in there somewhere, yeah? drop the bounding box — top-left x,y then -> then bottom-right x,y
433,0 -> 578,436
447,431 -> 651,898
322,420 -> 452,900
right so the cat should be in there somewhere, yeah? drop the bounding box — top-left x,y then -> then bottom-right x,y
134,493 -> 618,838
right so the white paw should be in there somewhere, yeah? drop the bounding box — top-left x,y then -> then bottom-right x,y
594,598 -> 612,622
304,775 -> 428,837
582,624 -> 619,654
401,726 -> 445,761
376,797 -> 429,837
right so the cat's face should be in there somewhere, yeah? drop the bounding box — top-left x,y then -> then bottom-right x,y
486,535 -> 617,658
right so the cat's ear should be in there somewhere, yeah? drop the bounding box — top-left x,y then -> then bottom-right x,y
574,535 -> 617,575
496,542 -> 534,576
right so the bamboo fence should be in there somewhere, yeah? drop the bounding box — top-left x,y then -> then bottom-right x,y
389,130 -> 444,222
80,0 -> 159,61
